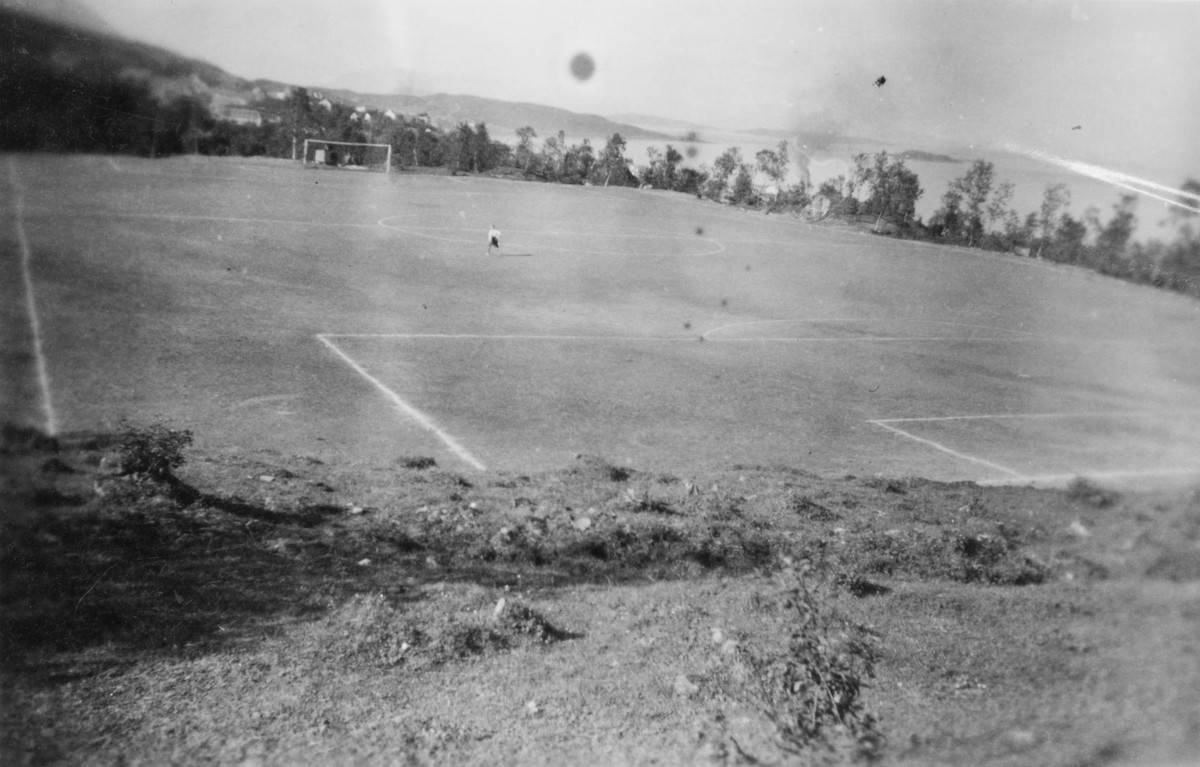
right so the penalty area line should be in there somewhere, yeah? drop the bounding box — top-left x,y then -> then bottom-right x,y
8,158 -> 58,436
868,420 -> 1022,478
977,467 -> 1200,487
316,334 -> 487,471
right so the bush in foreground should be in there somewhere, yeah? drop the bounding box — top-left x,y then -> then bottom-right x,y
117,421 -> 192,482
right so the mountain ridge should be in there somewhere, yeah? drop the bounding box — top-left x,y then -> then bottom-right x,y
1,4 -> 679,144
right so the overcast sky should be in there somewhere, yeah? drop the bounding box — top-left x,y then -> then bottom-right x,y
84,0 -> 1198,176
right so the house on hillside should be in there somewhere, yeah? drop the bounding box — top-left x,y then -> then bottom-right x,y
383,109 -> 397,120
216,106 -> 262,126
317,98 -> 332,111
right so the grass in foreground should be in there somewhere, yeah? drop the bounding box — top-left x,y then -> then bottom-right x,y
2,423 -> 1199,765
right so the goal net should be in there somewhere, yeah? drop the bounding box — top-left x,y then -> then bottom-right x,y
302,139 -> 392,173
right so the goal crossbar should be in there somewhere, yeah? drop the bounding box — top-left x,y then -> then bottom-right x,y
302,139 -> 392,173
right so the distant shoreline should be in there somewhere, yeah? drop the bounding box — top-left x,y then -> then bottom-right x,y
898,149 -> 961,163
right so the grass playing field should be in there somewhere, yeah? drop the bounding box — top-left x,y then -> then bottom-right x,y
5,152 -> 1200,766
5,153 -> 1199,486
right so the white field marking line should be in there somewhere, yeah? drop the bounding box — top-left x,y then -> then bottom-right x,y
870,411 -> 1187,424
870,421 -> 1024,478
67,211 -> 383,229
316,334 -> 487,471
325,333 -> 684,341
321,332 -> 1028,345
708,336 -> 1028,343
977,467 -> 1200,487
7,158 -> 58,436
703,317 -> 1039,341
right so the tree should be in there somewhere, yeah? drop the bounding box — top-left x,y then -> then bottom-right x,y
706,146 -> 743,200
985,181 -> 1015,234
676,166 -> 709,197
860,151 -> 923,226
933,186 -> 964,239
1037,183 -> 1071,257
1092,194 -> 1138,258
470,121 -> 494,171
593,132 -> 631,186
846,152 -> 873,212
641,146 -> 663,187
949,160 -> 995,245
563,138 -> 594,182
663,144 -> 683,190
1166,178 -> 1200,236
729,161 -> 756,204
539,130 -> 566,180
515,126 -> 537,171
817,176 -> 847,217
756,141 -> 789,190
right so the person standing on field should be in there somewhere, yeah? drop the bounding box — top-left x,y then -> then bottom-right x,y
487,225 -> 501,256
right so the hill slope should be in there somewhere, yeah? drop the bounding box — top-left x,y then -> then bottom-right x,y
314,88 -> 674,140
0,6 -> 674,148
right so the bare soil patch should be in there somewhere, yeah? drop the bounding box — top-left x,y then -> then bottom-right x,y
2,424 -> 1199,765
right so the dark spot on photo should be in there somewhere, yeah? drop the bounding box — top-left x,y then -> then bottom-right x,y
569,52 -> 595,81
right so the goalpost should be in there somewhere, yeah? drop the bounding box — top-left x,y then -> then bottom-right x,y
302,139 -> 392,173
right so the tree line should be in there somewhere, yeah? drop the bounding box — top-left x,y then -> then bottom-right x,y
4,56 -> 1195,300
923,160 -> 1200,298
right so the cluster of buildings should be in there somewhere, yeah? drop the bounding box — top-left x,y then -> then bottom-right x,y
210,86 -> 410,129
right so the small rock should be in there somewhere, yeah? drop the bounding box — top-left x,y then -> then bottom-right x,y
573,516 -> 593,532
710,628 -> 724,645
1068,520 -> 1091,538
720,639 -> 739,656
348,506 -> 365,515
357,558 -> 371,567
258,475 -> 275,483
425,556 -> 439,569
493,598 -> 507,620
525,700 -> 540,716
673,674 -> 700,698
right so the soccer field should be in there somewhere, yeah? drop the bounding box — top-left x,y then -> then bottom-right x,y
5,153 -> 1200,486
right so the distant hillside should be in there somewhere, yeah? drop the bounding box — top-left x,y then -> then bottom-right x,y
608,113 -> 716,133
0,0 -> 111,34
317,89 -> 674,141
0,6 -> 248,100
1,5 -> 673,154
0,7 -> 255,154
897,150 -> 961,163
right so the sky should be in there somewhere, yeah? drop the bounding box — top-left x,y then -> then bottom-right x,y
82,0 -> 1199,178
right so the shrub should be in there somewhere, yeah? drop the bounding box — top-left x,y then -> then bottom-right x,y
744,559 -> 885,760
117,421 -> 193,481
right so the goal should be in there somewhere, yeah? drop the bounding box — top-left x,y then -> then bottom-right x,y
302,139 -> 392,173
